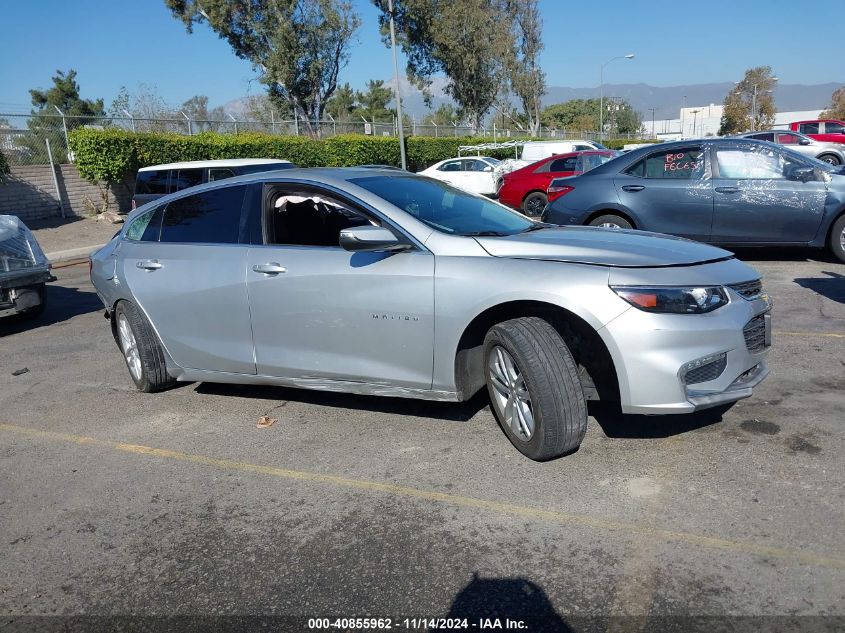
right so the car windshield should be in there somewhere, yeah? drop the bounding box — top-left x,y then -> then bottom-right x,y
591,142 -> 608,150
480,156 -> 500,165
350,175 -> 535,236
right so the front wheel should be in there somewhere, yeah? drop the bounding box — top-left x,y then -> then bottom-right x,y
818,154 -> 842,166
829,214 -> 845,263
588,214 -> 633,230
522,192 -> 548,217
483,317 -> 587,461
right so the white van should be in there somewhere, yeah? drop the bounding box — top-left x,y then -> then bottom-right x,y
519,140 -> 604,162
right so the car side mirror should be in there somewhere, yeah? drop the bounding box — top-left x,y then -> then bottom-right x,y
799,138 -> 811,145
339,225 -> 407,252
483,165 -> 493,172
786,166 -> 816,182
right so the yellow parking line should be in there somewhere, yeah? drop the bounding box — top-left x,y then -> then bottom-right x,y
774,330 -> 845,339
2,422 -> 844,570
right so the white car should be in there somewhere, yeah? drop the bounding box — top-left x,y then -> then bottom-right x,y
417,156 -> 500,195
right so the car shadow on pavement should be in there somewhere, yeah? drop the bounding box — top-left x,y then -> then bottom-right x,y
589,401 -> 733,439
195,382 -> 492,423
0,283 -> 103,337
794,270 -> 845,304
730,246 -> 837,263
442,573 -> 571,632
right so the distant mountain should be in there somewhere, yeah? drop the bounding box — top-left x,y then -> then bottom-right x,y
223,81 -> 842,122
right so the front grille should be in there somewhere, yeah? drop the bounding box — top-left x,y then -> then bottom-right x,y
743,314 -> 768,352
729,279 -> 762,300
684,355 -> 728,385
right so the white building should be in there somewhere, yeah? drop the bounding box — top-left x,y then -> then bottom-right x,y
642,105 -> 825,140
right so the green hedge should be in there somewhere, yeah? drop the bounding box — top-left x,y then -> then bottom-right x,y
68,128 -> 524,185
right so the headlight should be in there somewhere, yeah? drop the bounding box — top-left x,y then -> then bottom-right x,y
611,285 -> 729,314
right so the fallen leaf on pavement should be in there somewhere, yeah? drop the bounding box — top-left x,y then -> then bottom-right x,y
11,368 -> 29,376
257,415 -> 277,428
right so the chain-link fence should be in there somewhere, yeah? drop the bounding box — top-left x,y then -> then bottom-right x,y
0,112 -> 644,168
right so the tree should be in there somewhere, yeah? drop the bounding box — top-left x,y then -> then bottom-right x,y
540,98 -> 641,135
25,69 -> 105,163
373,0 -> 510,130
502,0 -> 545,136
325,82 -> 358,121
718,66 -> 777,135
180,95 -> 226,131
166,0 -> 360,138
356,80 -> 394,120
821,87 -> 845,120
422,103 -> 458,126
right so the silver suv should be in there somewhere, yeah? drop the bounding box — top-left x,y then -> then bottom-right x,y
736,130 -> 845,166
91,169 -> 772,460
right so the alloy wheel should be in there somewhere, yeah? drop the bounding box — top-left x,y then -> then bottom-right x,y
597,222 -> 622,228
488,345 -> 535,441
117,312 -> 142,382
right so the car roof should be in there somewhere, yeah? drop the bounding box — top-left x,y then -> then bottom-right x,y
138,158 -> 293,172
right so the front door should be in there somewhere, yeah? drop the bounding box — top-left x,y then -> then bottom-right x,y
710,143 -> 828,243
613,145 -> 714,241
246,186 -> 435,389
121,185 -> 256,374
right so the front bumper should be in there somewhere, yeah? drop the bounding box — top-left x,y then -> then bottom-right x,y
602,290 -> 772,415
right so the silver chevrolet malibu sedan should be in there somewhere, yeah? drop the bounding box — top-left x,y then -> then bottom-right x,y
90,168 -> 772,460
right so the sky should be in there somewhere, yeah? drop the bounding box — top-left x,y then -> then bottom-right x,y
0,0 -> 843,113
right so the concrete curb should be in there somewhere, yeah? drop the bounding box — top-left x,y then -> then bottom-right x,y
46,244 -> 106,263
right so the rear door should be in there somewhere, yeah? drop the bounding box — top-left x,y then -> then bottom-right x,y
613,145 -> 714,241
245,184 -> 435,389
820,121 -> 845,144
710,142 -> 827,243
121,184 -> 256,374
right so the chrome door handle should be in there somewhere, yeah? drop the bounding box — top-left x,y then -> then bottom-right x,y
621,185 -> 645,192
136,260 -> 162,271
252,263 -> 287,275
715,186 -> 739,194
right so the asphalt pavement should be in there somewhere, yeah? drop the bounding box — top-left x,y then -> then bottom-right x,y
1,249 -> 843,632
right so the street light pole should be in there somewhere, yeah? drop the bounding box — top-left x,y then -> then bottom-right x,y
648,107 -> 657,139
599,53 -> 634,141
387,0 -> 407,170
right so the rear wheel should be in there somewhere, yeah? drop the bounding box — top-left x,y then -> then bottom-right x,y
114,301 -> 175,392
818,154 -> 842,166
829,214 -> 845,263
522,192 -> 548,217
588,214 -> 632,230
483,317 -> 587,461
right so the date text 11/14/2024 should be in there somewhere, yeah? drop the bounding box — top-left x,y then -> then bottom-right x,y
307,617 -> 528,629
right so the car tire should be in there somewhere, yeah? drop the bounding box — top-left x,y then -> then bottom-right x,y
829,214 -> 845,263
818,154 -> 842,166
522,192 -> 548,217
589,214 -> 633,230
114,301 -> 175,393
483,317 -> 587,461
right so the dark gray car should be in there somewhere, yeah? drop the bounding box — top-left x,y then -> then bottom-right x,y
542,138 -> 845,262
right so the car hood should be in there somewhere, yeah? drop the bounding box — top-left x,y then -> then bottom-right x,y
474,226 -> 734,268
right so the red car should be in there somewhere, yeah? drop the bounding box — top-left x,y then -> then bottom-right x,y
788,120 -> 845,145
498,151 -> 618,216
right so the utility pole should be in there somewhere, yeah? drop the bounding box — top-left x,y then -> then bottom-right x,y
387,0 -> 407,170
648,107 -> 657,139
